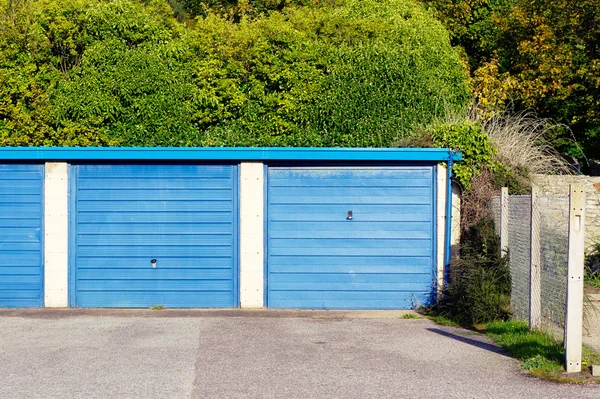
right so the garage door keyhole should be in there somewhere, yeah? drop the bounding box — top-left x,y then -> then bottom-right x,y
346,210 -> 353,220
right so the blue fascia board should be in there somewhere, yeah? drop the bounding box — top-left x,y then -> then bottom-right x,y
0,147 -> 462,162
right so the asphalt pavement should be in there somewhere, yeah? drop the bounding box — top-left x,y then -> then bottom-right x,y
0,310 -> 599,399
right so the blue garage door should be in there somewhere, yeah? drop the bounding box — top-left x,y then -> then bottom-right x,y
0,164 -> 44,308
267,166 -> 435,309
72,165 -> 238,308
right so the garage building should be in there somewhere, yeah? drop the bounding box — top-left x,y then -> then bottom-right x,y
0,148 -> 460,309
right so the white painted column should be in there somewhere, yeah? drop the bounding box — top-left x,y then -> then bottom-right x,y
500,187 -> 509,256
436,164 -> 447,298
44,162 -> 69,307
565,184 -> 585,372
529,187 -> 541,329
239,162 -> 265,308
436,165 -> 461,298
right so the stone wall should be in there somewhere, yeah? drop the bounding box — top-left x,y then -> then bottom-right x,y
532,174 -> 600,250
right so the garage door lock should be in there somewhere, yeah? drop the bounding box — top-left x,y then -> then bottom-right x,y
346,210 -> 353,220
151,259 -> 157,268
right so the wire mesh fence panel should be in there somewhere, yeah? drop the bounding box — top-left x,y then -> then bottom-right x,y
508,195 -> 532,321
538,194 -> 569,328
490,188 -> 582,360
490,196 -> 501,236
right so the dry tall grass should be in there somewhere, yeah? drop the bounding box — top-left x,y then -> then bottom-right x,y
459,110 -> 575,233
476,111 -> 572,177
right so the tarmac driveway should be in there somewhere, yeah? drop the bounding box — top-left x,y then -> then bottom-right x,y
0,310 -> 599,399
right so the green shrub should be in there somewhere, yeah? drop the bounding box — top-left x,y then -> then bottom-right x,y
0,0 -> 470,148
0,0 -> 184,146
424,121 -> 500,190
54,40 -> 199,146
438,217 -> 511,325
199,0 -> 470,147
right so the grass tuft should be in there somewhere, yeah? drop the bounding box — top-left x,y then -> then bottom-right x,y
401,313 -> 420,319
427,314 -> 462,328
485,320 -> 564,366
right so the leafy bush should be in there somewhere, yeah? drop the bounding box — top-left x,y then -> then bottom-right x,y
437,217 -> 511,325
0,0 -> 470,148
198,0 -> 470,147
422,121 -> 500,190
0,0 -> 183,146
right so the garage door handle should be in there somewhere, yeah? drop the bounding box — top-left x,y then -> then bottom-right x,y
346,210 -> 353,220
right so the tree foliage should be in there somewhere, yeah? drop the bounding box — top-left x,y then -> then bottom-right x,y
422,0 -> 513,70
0,0 -> 469,147
425,0 -> 600,160
474,0 -> 600,158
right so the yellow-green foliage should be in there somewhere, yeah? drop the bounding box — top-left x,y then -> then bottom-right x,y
426,0 -> 600,159
427,122 -> 500,190
0,0 -> 469,147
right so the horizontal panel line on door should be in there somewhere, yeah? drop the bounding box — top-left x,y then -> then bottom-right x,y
77,187 -> 232,191
79,278 -> 232,281
76,233 -> 233,236
268,202 -> 432,206
77,289 -> 234,293
0,240 -> 41,244
269,289 -> 432,293
0,194 -> 42,199
0,201 -> 43,205
269,254 -> 432,258
0,249 -> 42,253
269,185 -> 433,189
77,207 -> 233,212
269,233 -> 431,239
77,222 -> 234,225
76,244 -> 234,247
269,272 -> 432,275
76,211 -> 233,215
77,199 -> 233,203
270,220 -> 431,224
269,237 -> 431,241
78,267 -> 232,270
77,256 -> 234,259
0,178 -> 43,181
0,217 -> 41,220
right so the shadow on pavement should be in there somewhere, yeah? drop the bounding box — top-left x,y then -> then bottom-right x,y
427,328 -> 510,357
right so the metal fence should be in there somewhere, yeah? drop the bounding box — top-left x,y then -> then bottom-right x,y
490,185 -> 585,372
539,195 -> 570,328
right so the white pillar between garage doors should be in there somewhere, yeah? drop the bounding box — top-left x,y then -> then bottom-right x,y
239,162 -> 265,308
436,164 -> 460,299
44,162 -> 69,307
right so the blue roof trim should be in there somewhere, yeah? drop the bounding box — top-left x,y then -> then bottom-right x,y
0,147 -> 462,162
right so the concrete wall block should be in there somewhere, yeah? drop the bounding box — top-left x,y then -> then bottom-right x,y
44,270 -> 68,291
44,162 -> 69,308
239,162 -> 265,308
